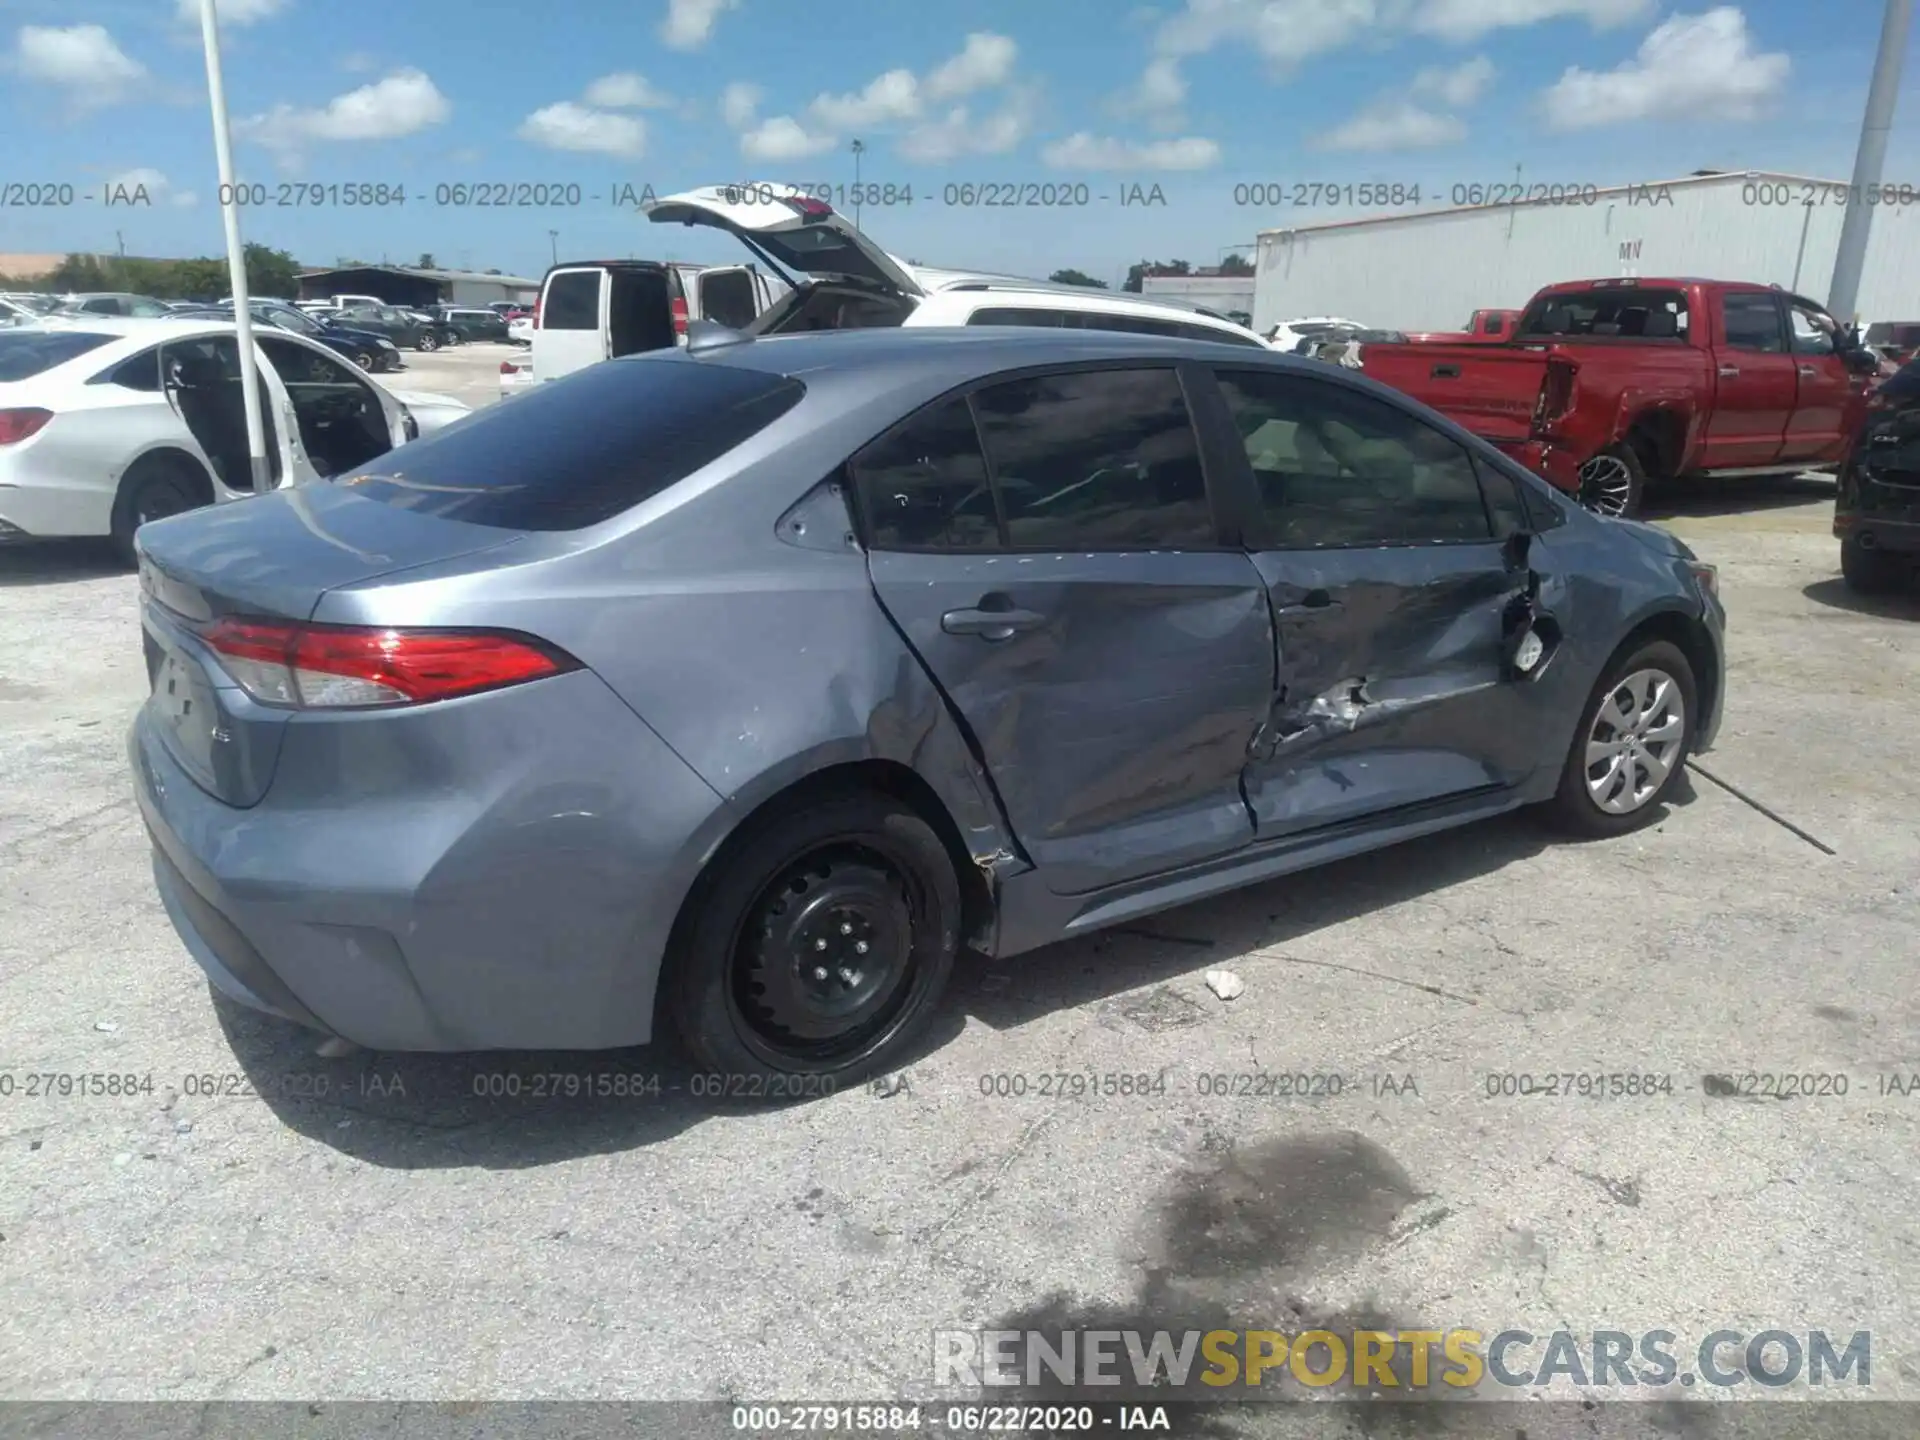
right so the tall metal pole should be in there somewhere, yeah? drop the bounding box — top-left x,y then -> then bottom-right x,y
1829,0 -> 1913,325
198,0 -> 269,493
851,138 -> 865,227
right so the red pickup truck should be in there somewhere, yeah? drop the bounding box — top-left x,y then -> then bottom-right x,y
1357,278 -> 1881,515
1403,308 -> 1523,344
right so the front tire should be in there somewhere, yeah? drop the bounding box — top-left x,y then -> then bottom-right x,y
1547,639 -> 1696,837
1577,445 -> 1646,519
1840,537 -> 1905,594
666,794 -> 961,1089
351,349 -> 375,371
110,458 -> 205,568
416,331 -> 440,353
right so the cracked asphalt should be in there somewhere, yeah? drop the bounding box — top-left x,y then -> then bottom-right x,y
3,383 -> 1917,1437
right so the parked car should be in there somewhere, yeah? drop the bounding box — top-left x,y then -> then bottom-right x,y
1,292 -> 61,316
186,299 -> 406,373
305,293 -> 387,313
1355,278 -> 1883,517
638,183 -> 1274,355
428,305 -> 511,343
335,303 -> 445,351
507,315 -> 535,346
0,297 -> 41,328
528,257 -> 788,385
1834,353 -> 1920,593
0,317 -> 467,562
1264,317 -> 1368,353
1862,320 -> 1920,369
1405,308 -> 1523,343
57,292 -> 177,319
498,353 -> 535,398
127,323 -> 1723,1085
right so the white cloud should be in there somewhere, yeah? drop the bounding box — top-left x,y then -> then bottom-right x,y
340,50 -> 378,73
1039,132 -> 1221,170
810,69 -> 921,129
740,115 -> 839,160
923,32 -> 1018,101
1541,6 -> 1789,129
1412,53 -> 1495,105
661,0 -> 737,49
15,24 -> 147,110
1155,0 -> 1380,67
237,68 -> 451,157
1310,98 -> 1466,150
719,80 -> 762,128
583,72 -> 675,108
1408,0 -> 1655,42
176,0 -> 290,26
519,101 -> 647,157
898,89 -> 1036,162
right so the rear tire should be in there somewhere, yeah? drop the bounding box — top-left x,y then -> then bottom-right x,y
110,457 -> 206,568
1546,639 -> 1696,838
416,331 -> 440,353
666,794 -> 961,1091
351,349 -> 375,371
1840,537 -> 1905,594
1577,444 -> 1646,519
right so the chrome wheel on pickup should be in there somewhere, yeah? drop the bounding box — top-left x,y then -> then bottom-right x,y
1578,446 -> 1645,518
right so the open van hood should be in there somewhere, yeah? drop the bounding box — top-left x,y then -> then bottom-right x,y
645,184 -> 925,299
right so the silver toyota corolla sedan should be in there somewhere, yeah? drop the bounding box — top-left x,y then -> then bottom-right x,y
129,324 -> 1725,1085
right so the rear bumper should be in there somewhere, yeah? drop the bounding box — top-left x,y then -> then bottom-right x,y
1835,511 -> 1920,553
129,669 -> 729,1052
0,472 -> 114,539
1489,438 -> 1584,495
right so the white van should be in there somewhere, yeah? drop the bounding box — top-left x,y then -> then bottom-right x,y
525,260 -> 787,387
643,183 -> 1270,348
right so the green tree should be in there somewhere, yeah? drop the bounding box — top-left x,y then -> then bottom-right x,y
1048,268 -> 1108,288
1217,253 -> 1254,276
1122,259 -> 1191,293
417,252 -> 438,269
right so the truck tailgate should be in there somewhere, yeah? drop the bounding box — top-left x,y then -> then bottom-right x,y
1356,343 -> 1553,444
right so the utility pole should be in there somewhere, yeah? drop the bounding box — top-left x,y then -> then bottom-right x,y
548,229 -> 559,267
851,138 -> 865,227
1829,0 -> 1913,326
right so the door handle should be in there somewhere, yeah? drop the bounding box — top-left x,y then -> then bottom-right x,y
1718,366 -> 1740,378
1798,365 -> 1818,377
941,596 -> 1046,639
1274,588 -> 1339,616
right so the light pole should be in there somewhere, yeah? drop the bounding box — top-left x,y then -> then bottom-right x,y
851,138 -> 865,226
197,0 -> 269,493
548,230 -> 559,267
1830,0 -> 1913,325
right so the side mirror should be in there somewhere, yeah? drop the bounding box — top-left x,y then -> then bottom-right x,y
1844,345 -> 1884,376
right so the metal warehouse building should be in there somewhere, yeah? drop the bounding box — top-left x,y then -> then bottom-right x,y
296,264 -> 542,308
1251,170 -> 1920,334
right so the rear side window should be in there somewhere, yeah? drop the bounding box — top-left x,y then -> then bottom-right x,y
700,270 -> 759,329
330,356 -> 805,530
0,331 -> 115,380
542,271 -> 601,330
972,367 -> 1214,550
1723,294 -> 1786,352
1520,288 -> 1688,340
852,398 -> 998,550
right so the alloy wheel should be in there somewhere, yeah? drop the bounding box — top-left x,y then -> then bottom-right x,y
1584,667 -> 1687,815
1578,454 -> 1635,517
732,846 -> 917,1062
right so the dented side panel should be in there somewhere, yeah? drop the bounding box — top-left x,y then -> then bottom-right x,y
1244,543 -> 1541,835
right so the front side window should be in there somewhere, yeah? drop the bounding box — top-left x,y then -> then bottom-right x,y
1215,368 -> 1493,548
260,334 -> 371,389
971,367 -> 1214,550
1788,301 -> 1837,356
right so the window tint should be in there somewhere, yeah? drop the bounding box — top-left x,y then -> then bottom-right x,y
852,397 -> 998,551
971,367 -> 1213,550
328,355 -> 805,530
1722,294 -> 1786,352
1471,454 -> 1530,538
1215,368 -> 1493,547
966,307 -> 1069,327
0,330 -> 115,380
1788,302 -> 1837,356
1483,314 -> 1506,335
542,271 -> 601,331
101,347 -> 163,390
699,270 -> 759,329
260,335 -> 367,388
1520,288 -> 1688,340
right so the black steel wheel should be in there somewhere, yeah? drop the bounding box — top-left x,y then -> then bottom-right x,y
667,794 -> 961,1087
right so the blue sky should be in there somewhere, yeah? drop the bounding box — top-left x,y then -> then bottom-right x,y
2,0 -> 1916,285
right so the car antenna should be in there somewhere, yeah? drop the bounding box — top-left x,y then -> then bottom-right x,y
684,319 -> 754,354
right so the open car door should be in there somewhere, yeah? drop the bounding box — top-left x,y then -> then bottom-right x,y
645,184 -> 925,298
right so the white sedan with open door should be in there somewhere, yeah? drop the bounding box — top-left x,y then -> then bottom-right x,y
0,317 -> 467,563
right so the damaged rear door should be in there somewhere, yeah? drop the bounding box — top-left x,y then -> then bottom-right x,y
1206,366 -> 1537,836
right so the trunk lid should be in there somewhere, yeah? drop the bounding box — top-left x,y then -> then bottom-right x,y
645,184 -> 925,298
134,486 -> 522,807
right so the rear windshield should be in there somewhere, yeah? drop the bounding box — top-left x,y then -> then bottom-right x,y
328,355 -> 806,530
1517,288 -> 1688,340
0,330 -> 115,380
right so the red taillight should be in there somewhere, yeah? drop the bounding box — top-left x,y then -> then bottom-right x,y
197,618 -> 577,709
500,360 -> 517,374
0,408 -> 53,445
671,296 -> 689,336
532,298 -> 542,329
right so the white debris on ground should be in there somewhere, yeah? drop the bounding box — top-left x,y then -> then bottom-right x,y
1204,969 -> 1245,1001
